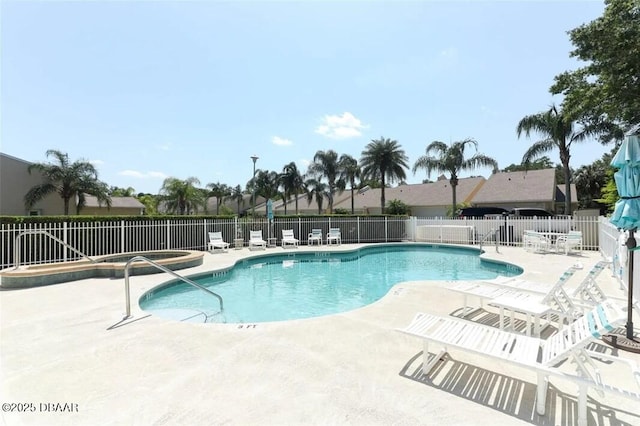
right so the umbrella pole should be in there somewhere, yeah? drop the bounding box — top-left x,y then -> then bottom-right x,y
627,229 -> 636,340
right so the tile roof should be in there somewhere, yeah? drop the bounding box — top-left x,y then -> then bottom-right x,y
333,176 -> 486,210
84,196 -> 145,208
471,169 -> 557,203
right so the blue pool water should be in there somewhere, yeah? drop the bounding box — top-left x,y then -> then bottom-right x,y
139,244 -> 522,323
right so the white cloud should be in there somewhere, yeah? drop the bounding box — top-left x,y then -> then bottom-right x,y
90,159 -> 104,166
272,136 -> 293,146
315,112 -> 368,140
156,143 -> 171,151
119,170 -> 167,179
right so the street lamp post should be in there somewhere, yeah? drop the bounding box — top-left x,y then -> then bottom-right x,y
250,155 -> 259,217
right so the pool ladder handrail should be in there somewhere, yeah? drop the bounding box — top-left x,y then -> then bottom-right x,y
478,228 -> 500,253
123,255 -> 223,319
12,230 -> 97,270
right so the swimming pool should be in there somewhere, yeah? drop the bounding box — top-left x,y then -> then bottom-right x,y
140,244 -> 522,324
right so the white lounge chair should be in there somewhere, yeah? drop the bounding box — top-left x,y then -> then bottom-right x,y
448,265 -> 580,321
397,301 -> 640,426
308,229 -> 323,245
207,231 -> 230,253
281,229 -> 299,248
571,260 -> 609,306
248,230 -> 266,250
555,230 -> 583,255
327,228 -> 341,245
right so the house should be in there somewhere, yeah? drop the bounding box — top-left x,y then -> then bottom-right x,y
0,152 -> 65,216
80,196 -> 145,215
1,152 -> 146,217
271,193 -> 337,215
470,169 -> 578,214
332,176 -> 487,217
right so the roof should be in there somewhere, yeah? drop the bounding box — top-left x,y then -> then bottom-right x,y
333,176 -> 486,210
471,169 -> 556,204
555,184 -> 579,203
1,152 -> 33,166
84,196 -> 145,209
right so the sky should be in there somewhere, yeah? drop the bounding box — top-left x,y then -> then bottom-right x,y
1,0 -> 614,195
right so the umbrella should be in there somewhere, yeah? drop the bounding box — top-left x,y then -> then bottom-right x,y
266,199 -> 274,240
609,124 -> 640,346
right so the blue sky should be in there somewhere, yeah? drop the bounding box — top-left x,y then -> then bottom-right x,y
1,1 -> 612,195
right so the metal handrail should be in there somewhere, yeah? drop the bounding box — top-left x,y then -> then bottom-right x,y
123,255 -> 223,319
13,230 -> 97,270
478,228 -> 500,253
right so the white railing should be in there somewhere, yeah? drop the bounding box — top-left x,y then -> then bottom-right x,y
0,216 -> 410,269
0,215 -> 603,270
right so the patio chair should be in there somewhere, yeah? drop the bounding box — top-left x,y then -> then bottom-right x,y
555,230 -> 583,255
248,230 -> 267,250
448,265 -> 580,321
397,301 -> 640,426
523,230 -> 552,253
308,229 -> 323,245
207,231 -> 230,253
571,260 -> 609,306
281,229 -> 299,248
327,228 -> 341,245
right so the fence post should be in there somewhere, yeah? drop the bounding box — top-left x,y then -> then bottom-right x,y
120,220 -> 125,253
63,221 -> 68,262
357,216 -> 360,243
204,219 -> 208,250
385,216 -> 388,242
166,220 -> 171,249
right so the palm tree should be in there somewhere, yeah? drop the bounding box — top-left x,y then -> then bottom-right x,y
229,184 -> 245,215
253,170 -> 280,215
339,154 -> 360,214
308,150 -> 345,213
360,137 -> 409,214
305,177 -> 328,214
159,177 -> 206,215
206,182 -> 231,215
76,178 -> 111,214
517,104 -> 596,214
412,139 -> 498,217
109,186 -> 136,197
280,162 -> 305,215
24,149 -> 111,215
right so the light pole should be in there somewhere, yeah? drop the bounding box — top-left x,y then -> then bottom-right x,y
250,155 -> 259,217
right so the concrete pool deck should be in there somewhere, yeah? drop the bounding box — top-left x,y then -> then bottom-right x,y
1,244 -> 639,425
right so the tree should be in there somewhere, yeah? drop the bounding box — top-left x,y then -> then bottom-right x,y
158,177 -> 206,215
516,104 -> 597,214
502,156 -> 555,172
598,168 -> 619,213
412,139 -> 497,217
280,162 -> 305,215
24,149 -> 111,215
137,194 -> 158,215
76,177 -> 111,214
308,150 -> 345,213
339,154 -> 360,214
386,199 -> 409,215
551,0 -> 640,140
573,161 -> 608,210
109,186 -> 136,197
305,177 -> 328,214
253,170 -> 280,215
360,137 -> 409,214
206,182 -> 231,215
229,185 -> 245,215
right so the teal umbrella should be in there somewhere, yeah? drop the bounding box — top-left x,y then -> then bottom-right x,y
609,124 -> 640,343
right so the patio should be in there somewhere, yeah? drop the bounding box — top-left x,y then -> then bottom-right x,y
1,244 -> 639,425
